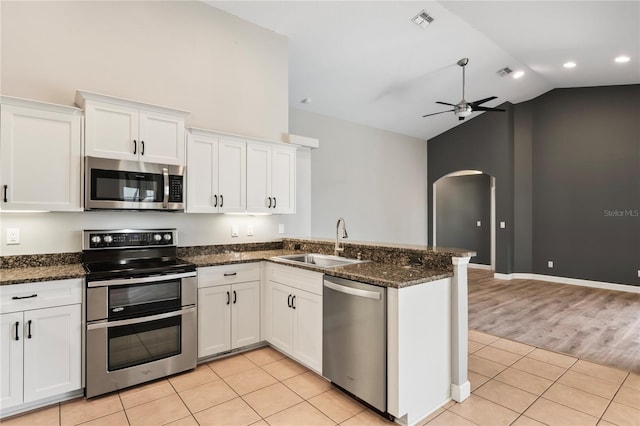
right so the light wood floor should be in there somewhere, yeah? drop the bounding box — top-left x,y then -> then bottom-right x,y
468,269 -> 640,373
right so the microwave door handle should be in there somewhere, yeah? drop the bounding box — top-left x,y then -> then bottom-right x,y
162,167 -> 169,208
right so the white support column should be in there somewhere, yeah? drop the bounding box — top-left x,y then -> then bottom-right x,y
451,256 -> 471,402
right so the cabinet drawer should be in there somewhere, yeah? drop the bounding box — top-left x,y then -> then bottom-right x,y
267,263 -> 323,296
0,279 -> 83,314
198,263 -> 260,288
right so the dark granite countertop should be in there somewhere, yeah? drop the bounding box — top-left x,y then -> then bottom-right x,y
1,237 -> 475,288
0,263 -> 86,285
185,250 -> 453,288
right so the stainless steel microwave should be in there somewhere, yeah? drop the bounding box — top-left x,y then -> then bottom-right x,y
85,157 -> 185,211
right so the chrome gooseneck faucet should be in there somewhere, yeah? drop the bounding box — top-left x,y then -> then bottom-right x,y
335,217 -> 349,256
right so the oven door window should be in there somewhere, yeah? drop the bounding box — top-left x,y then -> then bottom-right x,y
109,280 -> 181,319
91,168 -> 163,202
108,315 -> 181,371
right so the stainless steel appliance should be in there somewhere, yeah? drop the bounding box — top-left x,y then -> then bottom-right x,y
85,156 -> 185,211
82,229 -> 196,398
323,276 -> 387,412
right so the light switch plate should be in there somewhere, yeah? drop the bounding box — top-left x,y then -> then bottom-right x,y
231,224 -> 239,237
500,221 -> 506,229
278,224 -> 285,234
247,223 -> 254,236
548,260 -> 554,268
476,221 -> 481,227
7,228 -> 20,245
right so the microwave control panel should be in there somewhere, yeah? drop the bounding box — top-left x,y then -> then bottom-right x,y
169,175 -> 183,202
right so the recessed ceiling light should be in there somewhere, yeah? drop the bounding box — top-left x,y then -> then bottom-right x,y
513,71 -> 525,79
614,55 -> 630,63
563,61 -> 577,68
300,98 -> 312,104
411,10 -> 434,29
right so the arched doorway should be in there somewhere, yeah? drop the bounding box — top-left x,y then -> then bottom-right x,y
433,170 -> 496,270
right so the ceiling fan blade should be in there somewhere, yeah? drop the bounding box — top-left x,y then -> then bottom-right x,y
469,96 -> 497,107
472,106 -> 506,112
435,101 -> 456,107
422,109 -> 455,118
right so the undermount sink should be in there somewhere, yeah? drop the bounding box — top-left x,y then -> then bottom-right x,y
273,253 -> 367,268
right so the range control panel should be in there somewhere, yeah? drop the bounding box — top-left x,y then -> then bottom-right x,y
83,229 -> 177,250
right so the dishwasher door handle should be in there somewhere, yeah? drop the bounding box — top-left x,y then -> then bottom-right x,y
323,280 -> 381,300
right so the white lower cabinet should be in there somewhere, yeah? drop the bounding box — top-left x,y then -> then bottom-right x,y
197,264 -> 261,359
0,280 -> 82,412
264,264 -> 322,372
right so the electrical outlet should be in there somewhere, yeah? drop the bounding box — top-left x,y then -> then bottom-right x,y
637,269 -> 640,278
476,221 -> 481,227
500,221 -> 506,229
278,224 -> 285,234
548,260 -> 554,268
7,228 -> 20,245
231,224 -> 239,237
247,223 -> 254,236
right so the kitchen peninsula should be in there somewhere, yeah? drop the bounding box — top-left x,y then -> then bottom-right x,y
0,238 -> 474,425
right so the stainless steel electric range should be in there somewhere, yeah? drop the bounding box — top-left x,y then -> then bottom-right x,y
82,229 -> 197,398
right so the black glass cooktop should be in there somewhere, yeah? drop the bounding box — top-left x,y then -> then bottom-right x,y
83,258 -> 196,281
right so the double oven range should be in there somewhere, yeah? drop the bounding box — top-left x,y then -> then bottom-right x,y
82,229 -> 197,398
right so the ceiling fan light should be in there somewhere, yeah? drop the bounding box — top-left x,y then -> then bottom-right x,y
563,61 -> 577,68
513,71 -> 525,79
615,55 -> 630,63
456,105 -> 472,117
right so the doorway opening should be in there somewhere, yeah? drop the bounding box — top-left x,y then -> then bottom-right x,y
433,171 -> 496,270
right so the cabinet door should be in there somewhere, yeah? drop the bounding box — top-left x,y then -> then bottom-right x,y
84,101 -> 138,161
0,312 -> 24,410
187,134 -> 219,213
266,282 -> 293,354
246,143 -> 271,213
198,286 -> 231,358
0,105 -> 82,211
292,290 -> 322,372
218,139 -> 246,213
231,281 -> 260,349
271,146 -> 296,214
23,304 -> 81,403
138,111 -> 185,165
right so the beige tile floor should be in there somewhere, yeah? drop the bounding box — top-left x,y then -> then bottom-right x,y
3,336 -> 639,426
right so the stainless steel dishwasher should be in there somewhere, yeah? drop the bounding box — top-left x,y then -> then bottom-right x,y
323,276 -> 386,412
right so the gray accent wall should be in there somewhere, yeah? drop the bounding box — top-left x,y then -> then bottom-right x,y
428,104 -> 515,274
436,174 -> 491,265
428,84 -> 640,286
531,85 -> 640,285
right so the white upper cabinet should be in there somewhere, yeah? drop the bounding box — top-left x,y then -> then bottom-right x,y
186,129 -> 246,213
0,97 -> 83,211
76,90 -> 189,165
247,142 -> 296,214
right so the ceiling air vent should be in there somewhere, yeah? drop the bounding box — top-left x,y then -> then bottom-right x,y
412,11 -> 434,29
496,67 -> 513,77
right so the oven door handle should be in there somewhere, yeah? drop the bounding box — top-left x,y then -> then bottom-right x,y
87,271 -> 197,288
87,306 -> 196,330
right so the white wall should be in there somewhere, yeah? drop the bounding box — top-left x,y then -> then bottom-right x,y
289,108 -> 428,245
0,1 -> 287,140
0,1 -> 314,256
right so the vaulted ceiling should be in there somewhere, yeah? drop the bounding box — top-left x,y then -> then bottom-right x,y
207,1 -> 640,140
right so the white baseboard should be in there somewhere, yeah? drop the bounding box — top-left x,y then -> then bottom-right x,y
493,273 -> 639,294
468,263 -> 492,270
451,381 -> 471,402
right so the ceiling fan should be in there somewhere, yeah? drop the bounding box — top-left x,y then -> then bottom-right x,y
422,58 -> 505,121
